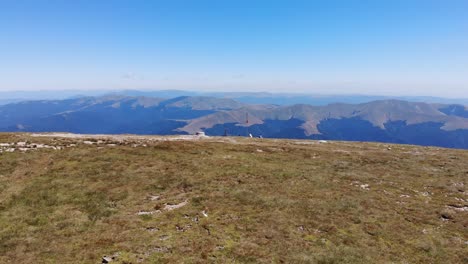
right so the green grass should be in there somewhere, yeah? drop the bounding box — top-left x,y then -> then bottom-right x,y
0,133 -> 467,263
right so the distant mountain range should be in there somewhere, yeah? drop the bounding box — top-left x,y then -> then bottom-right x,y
1,95 -> 467,149
1,89 -> 468,106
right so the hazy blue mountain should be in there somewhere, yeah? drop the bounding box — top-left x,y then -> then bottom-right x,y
0,99 -> 24,105
2,90 -> 468,106
0,95 -> 467,149
182,99 -> 468,149
0,96 -> 242,134
93,92 -> 468,105
438,104 -> 468,118
0,90 -> 110,102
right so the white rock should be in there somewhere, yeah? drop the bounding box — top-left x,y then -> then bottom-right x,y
148,195 -> 160,201
102,256 -> 113,263
164,200 -> 188,211
360,184 -> 370,190
448,205 -> 468,212
137,210 -> 159,215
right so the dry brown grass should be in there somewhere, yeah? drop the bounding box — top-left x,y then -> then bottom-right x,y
0,133 -> 467,263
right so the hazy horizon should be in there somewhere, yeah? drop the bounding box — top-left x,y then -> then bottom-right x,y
1,1 -> 467,97
1,88 -> 468,103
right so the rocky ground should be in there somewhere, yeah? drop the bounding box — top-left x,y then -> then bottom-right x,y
0,133 -> 467,263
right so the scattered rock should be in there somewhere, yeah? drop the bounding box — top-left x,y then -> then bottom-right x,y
164,200 -> 188,211
137,210 -> 160,216
447,205 -> 468,212
159,235 -> 170,241
201,210 -> 208,217
153,246 -> 171,253
102,256 -> 113,263
101,253 -> 120,263
0,141 -> 72,153
148,195 -> 160,201
440,209 -> 455,220
176,224 -> 192,232
145,227 -> 159,232
215,245 -> 225,250
360,184 -> 370,190
350,181 -> 370,190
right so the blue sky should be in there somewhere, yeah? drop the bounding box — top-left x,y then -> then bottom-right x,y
0,0 -> 467,97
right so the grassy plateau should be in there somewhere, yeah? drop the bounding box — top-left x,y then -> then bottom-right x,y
0,133 -> 467,263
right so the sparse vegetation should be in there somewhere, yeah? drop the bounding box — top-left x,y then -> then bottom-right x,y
0,133 -> 467,263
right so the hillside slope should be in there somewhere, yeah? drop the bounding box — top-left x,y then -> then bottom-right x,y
1,97 -> 468,149
182,100 -> 468,149
0,96 -> 243,134
0,133 -> 467,263
183,100 -> 468,133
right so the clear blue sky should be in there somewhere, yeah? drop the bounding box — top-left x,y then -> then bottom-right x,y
1,0 -> 467,97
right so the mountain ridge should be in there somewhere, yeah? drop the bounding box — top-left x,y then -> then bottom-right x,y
1,96 -> 468,149
181,99 -> 468,133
